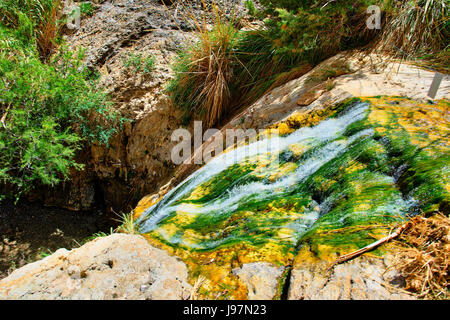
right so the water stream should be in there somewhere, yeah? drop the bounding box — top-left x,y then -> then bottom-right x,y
137,97 -> 450,254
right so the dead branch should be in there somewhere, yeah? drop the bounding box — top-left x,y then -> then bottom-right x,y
333,222 -> 410,265
1,103 -> 11,128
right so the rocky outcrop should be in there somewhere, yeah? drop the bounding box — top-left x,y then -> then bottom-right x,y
0,234 -> 192,300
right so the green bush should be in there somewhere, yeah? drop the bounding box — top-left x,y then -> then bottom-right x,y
244,0 -> 258,16
123,52 -> 155,74
80,2 -> 95,17
0,26 -> 121,201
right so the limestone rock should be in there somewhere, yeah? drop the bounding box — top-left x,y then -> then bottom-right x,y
288,255 -> 415,300
232,262 -> 284,300
0,234 -> 192,300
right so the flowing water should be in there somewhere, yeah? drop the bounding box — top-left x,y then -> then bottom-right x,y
137,97 -> 449,257
134,96 -> 449,298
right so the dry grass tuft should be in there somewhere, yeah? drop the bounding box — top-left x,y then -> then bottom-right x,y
166,0 -> 241,128
34,0 -> 62,61
393,213 -> 449,299
189,275 -> 207,300
380,0 -> 448,59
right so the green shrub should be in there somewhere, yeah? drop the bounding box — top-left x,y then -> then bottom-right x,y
244,0 -> 257,16
80,1 -> 95,17
0,26 -> 121,201
123,52 -> 155,74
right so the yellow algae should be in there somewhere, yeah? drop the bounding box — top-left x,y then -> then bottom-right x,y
277,227 -> 295,240
172,210 -> 197,224
157,223 -> 180,240
268,162 -> 298,182
185,184 -> 212,201
133,194 -> 161,220
276,122 -> 295,135
289,143 -> 307,157
135,96 -> 449,299
345,162 -> 367,174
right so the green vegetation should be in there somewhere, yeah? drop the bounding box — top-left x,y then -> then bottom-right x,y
381,0 -> 449,59
167,21 -> 241,127
117,212 -> 138,234
80,1 -> 95,17
122,52 -> 156,74
244,0 -> 258,16
0,0 -> 63,61
0,2 -> 121,201
82,228 -> 114,244
168,0 -> 448,128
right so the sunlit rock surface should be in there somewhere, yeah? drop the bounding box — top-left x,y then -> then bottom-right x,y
0,234 -> 192,300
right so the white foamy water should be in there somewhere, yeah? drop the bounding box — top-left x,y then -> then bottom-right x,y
137,102 -> 371,234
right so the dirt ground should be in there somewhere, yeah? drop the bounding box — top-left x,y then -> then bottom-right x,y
0,200 -> 117,280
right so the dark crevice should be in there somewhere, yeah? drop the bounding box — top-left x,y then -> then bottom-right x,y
279,266 -> 292,300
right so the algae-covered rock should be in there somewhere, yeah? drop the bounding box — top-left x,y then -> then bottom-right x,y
136,96 -> 449,299
0,234 -> 192,300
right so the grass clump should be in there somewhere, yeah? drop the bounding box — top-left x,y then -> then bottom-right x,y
168,21 -> 240,127
116,212 -> 138,234
244,0 -> 258,17
380,0 -> 449,62
0,0 -> 63,61
79,1 -> 95,17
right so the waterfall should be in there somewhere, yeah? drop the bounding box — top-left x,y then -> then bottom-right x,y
136,101 -> 412,250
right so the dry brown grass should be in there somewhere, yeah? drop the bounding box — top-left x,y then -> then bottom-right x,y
392,213 -> 449,299
165,0 -> 241,128
380,0 -> 448,59
34,0 -> 62,61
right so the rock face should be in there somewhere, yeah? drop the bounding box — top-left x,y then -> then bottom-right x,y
41,0 -> 255,212
42,0 -> 190,211
288,255 -> 415,300
0,234 -> 192,300
232,263 -> 285,300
